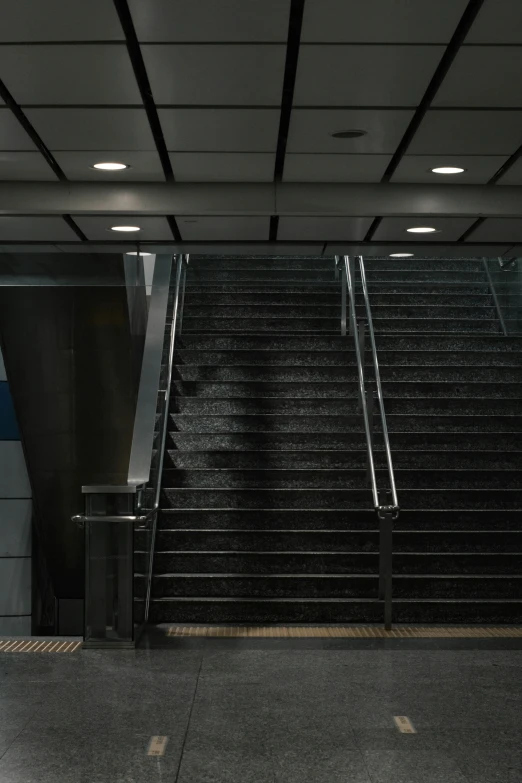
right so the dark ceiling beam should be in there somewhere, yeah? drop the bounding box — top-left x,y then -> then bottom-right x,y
488,143 -> 522,185
0,78 -> 66,181
365,0 -> 487,242
0,78 -> 87,241
458,217 -> 487,242
274,0 -> 305,183
112,0 -> 182,241
271,0 -> 305,241
2,182 -> 522,217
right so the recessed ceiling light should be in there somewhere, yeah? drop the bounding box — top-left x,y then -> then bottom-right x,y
126,251 -> 152,256
431,166 -> 465,175
390,253 -> 414,257
110,225 -> 141,232
331,129 -> 367,139
93,162 -> 129,171
406,226 -> 438,234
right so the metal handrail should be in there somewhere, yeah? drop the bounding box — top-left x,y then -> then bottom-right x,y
356,256 -> 399,515
343,256 -> 379,510
339,254 -> 397,629
483,258 -> 507,336
142,253 -> 187,622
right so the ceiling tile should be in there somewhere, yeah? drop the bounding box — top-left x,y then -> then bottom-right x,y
159,109 -> 280,151
0,151 -> 58,180
0,109 -> 38,150
169,153 -> 275,181
287,109 -> 414,154
434,48 -> 522,107
52,151 -> 165,181
302,0 -> 468,42
391,155 -> 507,184
409,110 -> 522,155
25,109 -> 156,150
283,154 -> 392,182
73,217 -> 174,242
373,217 -> 477,242
142,45 -> 285,105
464,219 -> 522,243
294,45 -> 444,106
466,0 -> 522,43
327,243 -> 512,258
0,217 -> 79,241
178,217 -> 269,241
129,0 -> 290,42
495,158 -> 522,186
278,217 -> 373,241
0,0 -> 124,41
0,46 -> 140,105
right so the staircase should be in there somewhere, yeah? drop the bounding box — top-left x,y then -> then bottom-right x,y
368,257 -> 522,623
146,255 -> 522,625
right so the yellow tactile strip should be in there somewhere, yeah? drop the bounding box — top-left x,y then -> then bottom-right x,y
0,639 -> 82,653
166,626 -> 522,639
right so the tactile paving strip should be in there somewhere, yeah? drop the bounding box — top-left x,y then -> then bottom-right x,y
0,640 -> 82,653
166,626 -> 522,639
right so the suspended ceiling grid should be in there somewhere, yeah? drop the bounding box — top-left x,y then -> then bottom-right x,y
0,0 -> 521,256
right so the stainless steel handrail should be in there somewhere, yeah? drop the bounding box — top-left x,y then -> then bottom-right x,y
142,253 -> 187,622
483,258 -> 507,337
356,256 -> 399,514
338,254 -> 398,629
343,256 -> 379,510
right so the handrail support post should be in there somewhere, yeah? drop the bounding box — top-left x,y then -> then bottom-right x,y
340,258 -> 347,336
365,384 -> 374,486
378,490 -> 393,631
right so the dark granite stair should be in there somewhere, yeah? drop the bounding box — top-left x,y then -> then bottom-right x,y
137,256 -> 522,625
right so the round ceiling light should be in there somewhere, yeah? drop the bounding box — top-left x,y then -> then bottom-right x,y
431,166 -> 465,175
110,225 -> 141,232
390,253 -> 414,257
406,226 -> 438,234
93,162 -> 129,171
331,129 -> 367,139
126,251 -> 152,256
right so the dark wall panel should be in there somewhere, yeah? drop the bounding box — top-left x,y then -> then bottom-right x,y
0,254 -> 147,599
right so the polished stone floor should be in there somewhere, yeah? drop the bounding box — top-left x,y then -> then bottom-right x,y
0,631 -> 521,782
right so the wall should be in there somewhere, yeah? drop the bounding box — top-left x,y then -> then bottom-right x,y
0,253 -> 148,608
0,346 -> 31,635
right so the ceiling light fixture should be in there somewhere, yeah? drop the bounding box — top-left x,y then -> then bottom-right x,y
331,129 -> 367,139
110,225 -> 141,232
93,162 -> 129,171
390,253 -> 414,257
406,226 -> 438,234
126,251 -> 152,256
431,166 -> 465,175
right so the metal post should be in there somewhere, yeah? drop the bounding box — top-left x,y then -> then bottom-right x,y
483,258 -> 508,336
341,261 -> 347,336
366,385 -> 374,485
358,321 -> 366,395
378,490 -> 393,631
348,256 -> 355,336
177,255 -> 189,336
